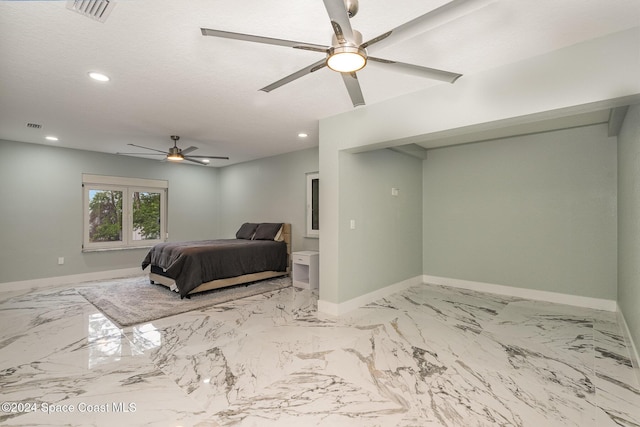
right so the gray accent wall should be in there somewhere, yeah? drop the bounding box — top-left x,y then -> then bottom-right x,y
217,147 -> 319,253
338,149 -> 423,302
423,124 -> 618,300
0,139 -> 220,284
618,104 -> 640,353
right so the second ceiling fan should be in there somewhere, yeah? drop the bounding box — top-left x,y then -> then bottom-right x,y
201,0 -> 487,107
119,135 -> 229,165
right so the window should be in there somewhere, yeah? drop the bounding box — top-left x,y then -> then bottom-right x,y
82,174 -> 168,251
306,172 -> 319,237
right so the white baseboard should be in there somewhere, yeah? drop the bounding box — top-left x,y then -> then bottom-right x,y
0,267 -> 143,293
318,275 -> 423,316
424,275 -> 617,312
617,305 -> 640,387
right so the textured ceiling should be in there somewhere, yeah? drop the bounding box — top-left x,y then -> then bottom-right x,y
0,0 -> 638,166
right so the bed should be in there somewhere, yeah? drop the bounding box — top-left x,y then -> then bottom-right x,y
141,223 -> 291,298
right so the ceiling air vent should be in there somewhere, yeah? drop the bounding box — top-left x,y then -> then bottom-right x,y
66,0 -> 116,23
26,122 -> 42,129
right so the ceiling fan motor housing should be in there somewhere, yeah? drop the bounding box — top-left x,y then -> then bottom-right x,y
327,29 -> 367,72
168,135 -> 183,159
331,28 -> 363,48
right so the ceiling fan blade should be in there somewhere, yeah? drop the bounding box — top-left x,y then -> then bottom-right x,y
322,0 -> 355,44
183,157 -> 209,165
362,0 -> 496,52
367,56 -> 462,83
185,155 -> 230,160
201,28 -> 327,52
360,31 -> 392,50
126,143 -> 168,154
117,152 -> 167,156
341,72 -> 365,107
260,58 -> 327,92
181,146 -> 198,155
368,57 -> 462,83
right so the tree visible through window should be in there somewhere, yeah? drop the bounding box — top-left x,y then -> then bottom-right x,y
89,189 -> 123,242
132,191 -> 161,240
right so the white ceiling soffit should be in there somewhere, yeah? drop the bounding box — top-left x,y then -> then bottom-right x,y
388,144 -> 429,159
388,109 -> 613,158
415,109 -> 612,150
608,106 -> 630,137
0,0 -> 638,166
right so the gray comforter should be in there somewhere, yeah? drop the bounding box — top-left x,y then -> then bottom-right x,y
141,239 -> 288,297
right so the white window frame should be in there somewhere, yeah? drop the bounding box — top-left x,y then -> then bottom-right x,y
306,171 -> 319,238
82,174 -> 168,251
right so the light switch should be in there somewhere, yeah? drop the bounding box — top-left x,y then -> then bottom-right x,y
391,187 -> 399,196
350,219 -> 356,230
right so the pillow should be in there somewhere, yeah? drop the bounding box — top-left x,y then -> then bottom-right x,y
236,222 -> 259,240
253,223 -> 283,240
273,226 -> 284,242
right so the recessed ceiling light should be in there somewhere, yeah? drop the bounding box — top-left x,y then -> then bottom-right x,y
298,133 -> 308,138
202,159 -> 210,164
88,72 -> 110,82
45,136 -> 59,141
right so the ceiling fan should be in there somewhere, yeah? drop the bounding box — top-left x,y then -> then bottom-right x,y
201,0 -> 488,107
118,135 -> 229,165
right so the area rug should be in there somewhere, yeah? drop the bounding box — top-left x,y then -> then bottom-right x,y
76,275 -> 291,327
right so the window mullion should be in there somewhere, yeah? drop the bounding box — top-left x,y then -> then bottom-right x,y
123,188 -> 131,246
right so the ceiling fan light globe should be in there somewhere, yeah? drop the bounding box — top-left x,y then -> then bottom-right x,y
326,46 -> 367,73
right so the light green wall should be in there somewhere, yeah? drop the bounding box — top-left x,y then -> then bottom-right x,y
423,124 -> 617,299
0,139 -> 220,284
338,149 -> 423,302
217,147 -> 319,253
320,28 -> 639,307
0,140 -> 319,286
618,104 -> 640,353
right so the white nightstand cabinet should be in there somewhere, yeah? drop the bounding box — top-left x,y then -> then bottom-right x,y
292,251 -> 319,289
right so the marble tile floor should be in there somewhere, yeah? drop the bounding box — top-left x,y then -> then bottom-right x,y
1,278 -> 639,427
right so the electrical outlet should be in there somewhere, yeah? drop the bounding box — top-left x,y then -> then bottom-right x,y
350,219 -> 356,230
391,187 -> 399,196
